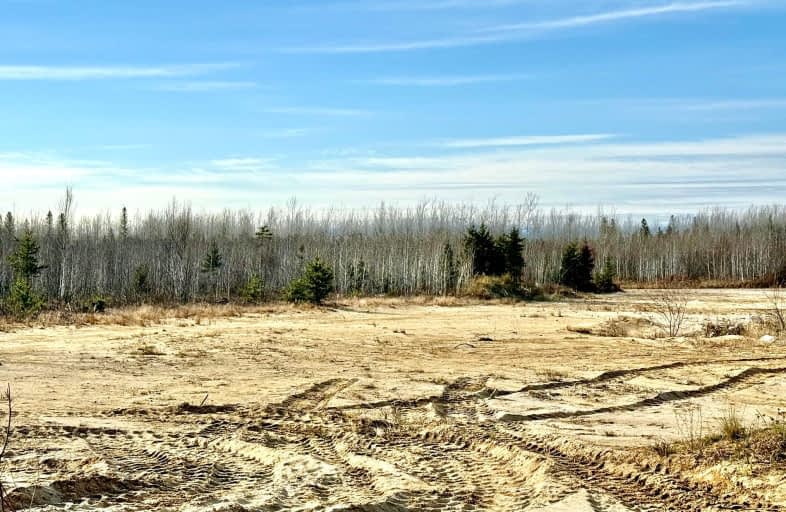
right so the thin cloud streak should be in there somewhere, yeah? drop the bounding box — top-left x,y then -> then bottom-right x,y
282,1 -> 747,54
486,1 -> 743,32
440,134 -> 617,148
0,63 -> 241,80
153,81 -> 258,92
327,0 -> 529,11
264,106 -> 373,117
366,73 -> 530,86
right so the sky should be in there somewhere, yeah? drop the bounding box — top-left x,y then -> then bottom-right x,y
1,0 -> 785,216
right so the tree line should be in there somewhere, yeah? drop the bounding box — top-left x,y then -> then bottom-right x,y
1,191 -> 785,313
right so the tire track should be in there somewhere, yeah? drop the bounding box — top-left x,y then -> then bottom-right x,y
330,356 -> 786,413
497,366 -> 786,422
13,364 -> 786,511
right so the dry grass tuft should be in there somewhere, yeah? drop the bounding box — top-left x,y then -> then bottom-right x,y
718,405 -> 746,442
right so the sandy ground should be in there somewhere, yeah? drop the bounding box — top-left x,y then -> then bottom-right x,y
2,289 -> 786,511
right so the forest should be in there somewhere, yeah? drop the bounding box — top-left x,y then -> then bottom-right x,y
1,189 -> 785,312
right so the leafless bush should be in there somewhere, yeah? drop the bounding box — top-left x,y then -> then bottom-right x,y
1,384 -> 13,512
765,287 -> 786,333
702,318 -> 746,338
650,290 -> 689,337
675,404 -> 705,452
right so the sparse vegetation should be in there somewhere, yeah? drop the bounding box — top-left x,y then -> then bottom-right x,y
765,287 -> 786,333
660,408 -> 786,466
702,318 -> 746,337
650,290 -> 689,337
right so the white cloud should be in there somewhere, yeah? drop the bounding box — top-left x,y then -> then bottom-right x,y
0,63 -> 241,80
4,133 -> 786,215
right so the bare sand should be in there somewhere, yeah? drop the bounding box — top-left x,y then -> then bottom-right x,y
2,289 -> 786,511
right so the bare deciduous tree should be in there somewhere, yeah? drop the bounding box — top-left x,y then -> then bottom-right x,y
2,193 -> 786,304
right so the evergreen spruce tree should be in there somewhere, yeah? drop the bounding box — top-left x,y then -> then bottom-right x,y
241,274 -> 265,304
441,242 -> 458,295
6,230 -> 46,317
666,215 -> 678,236
8,230 -> 46,281
201,240 -> 224,301
254,224 -> 274,280
133,264 -> 151,298
286,257 -> 334,305
640,218 -> 651,238
577,241 -> 596,292
559,242 -> 581,289
3,212 -> 14,239
501,228 -> 525,279
46,211 -> 54,237
595,256 -> 619,293
559,242 -> 595,292
464,223 -> 498,276
120,207 -> 129,241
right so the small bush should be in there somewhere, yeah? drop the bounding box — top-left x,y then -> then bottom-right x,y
241,274 -> 265,304
133,264 -> 151,296
74,295 -> 109,314
286,258 -> 335,305
465,274 -> 520,299
91,296 -> 107,313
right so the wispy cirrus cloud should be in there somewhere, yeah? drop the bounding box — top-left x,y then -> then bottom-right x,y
152,80 -> 258,92
324,0 -> 529,11
439,134 -> 617,148
210,157 -> 278,171
260,128 -> 314,138
676,98 -> 786,111
484,1 -> 743,32
282,1 -> 747,54
0,63 -> 241,80
365,73 -> 530,86
263,106 -> 372,117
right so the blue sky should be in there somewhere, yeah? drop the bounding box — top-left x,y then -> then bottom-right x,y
1,0 -> 785,215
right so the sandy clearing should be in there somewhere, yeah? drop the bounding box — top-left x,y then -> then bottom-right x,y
2,289 -> 786,510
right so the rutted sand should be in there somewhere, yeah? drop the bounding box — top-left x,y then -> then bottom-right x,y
2,289 -> 786,510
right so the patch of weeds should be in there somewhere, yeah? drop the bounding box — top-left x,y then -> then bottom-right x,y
719,405 -> 746,441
